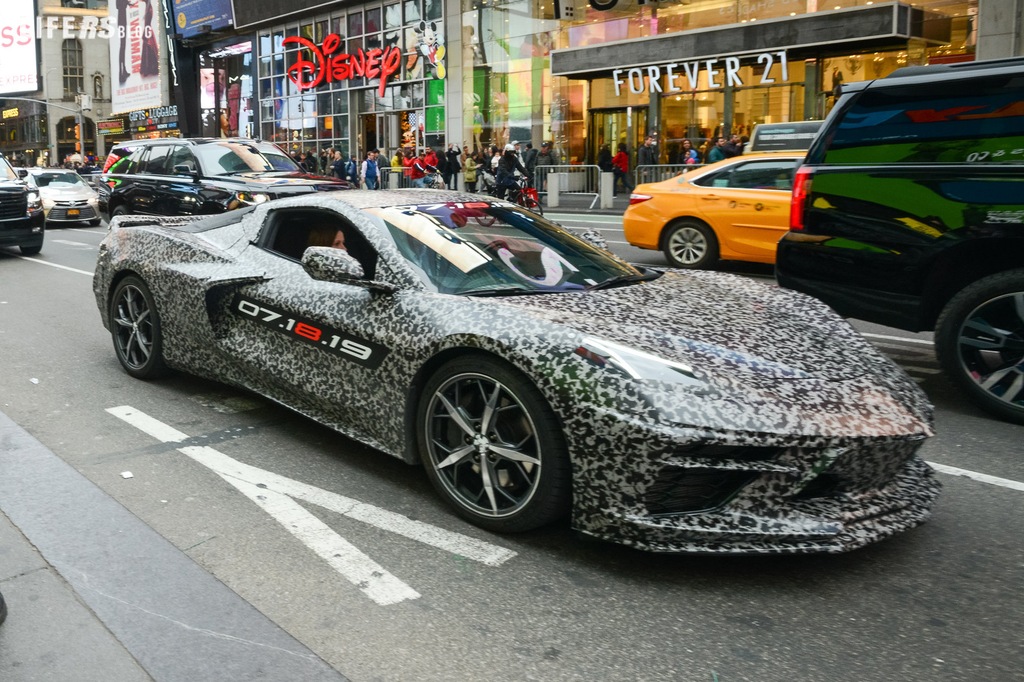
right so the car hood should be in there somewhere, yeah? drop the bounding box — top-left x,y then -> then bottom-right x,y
492,270 -> 878,383
40,185 -> 96,200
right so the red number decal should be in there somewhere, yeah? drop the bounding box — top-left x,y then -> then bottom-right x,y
294,322 -> 322,342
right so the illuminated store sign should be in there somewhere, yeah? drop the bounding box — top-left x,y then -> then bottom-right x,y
284,34 -> 402,98
613,51 -> 789,97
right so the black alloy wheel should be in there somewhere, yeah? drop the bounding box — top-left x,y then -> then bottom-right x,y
417,356 -> 571,532
109,276 -> 169,380
936,269 -> 1024,424
662,219 -> 719,269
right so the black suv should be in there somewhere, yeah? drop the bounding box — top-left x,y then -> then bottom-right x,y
777,57 -> 1024,423
0,154 -> 45,255
100,138 -> 349,220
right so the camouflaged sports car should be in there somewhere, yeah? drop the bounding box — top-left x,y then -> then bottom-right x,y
93,189 -> 941,554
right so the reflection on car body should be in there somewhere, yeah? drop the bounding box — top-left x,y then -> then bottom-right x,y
93,189 -> 940,554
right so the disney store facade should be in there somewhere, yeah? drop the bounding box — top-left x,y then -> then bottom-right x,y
174,0 -> 990,166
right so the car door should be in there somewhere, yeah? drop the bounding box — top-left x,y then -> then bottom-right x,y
118,146 -> 166,214
694,158 -> 797,260
211,207 -> 399,437
148,144 -> 207,216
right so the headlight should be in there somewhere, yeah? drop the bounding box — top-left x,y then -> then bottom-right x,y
27,191 -> 41,211
574,336 -> 703,386
235,191 -> 270,205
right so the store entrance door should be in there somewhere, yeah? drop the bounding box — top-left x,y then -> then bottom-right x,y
587,108 -> 647,168
360,112 -> 405,185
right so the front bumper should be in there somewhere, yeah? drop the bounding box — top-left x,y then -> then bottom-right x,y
0,210 -> 45,248
565,409 -> 940,554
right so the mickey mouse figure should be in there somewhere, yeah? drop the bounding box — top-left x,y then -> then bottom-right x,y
413,21 -> 446,79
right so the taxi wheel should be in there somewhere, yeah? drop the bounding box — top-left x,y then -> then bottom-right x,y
417,356 -> 571,533
663,220 -> 719,270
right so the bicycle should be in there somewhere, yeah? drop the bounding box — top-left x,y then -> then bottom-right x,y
505,177 -> 543,215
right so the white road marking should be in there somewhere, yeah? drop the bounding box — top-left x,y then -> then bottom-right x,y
49,239 -> 94,247
926,462 -> 1024,492
14,256 -> 94,276
861,332 -> 934,346
105,405 -> 517,604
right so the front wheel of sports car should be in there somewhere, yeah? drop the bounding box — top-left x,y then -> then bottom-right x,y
109,276 -> 169,380
417,357 -> 571,532
662,219 -> 719,269
935,269 -> 1024,424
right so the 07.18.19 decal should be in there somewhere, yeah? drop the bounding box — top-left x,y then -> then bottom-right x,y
233,295 -> 387,369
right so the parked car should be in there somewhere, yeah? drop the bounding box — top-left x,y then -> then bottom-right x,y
777,56 -> 1024,424
94,189 -> 940,554
623,152 -> 803,269
0,154 -> 45,255
99,138 -> 350,220
24,168 -> 102,227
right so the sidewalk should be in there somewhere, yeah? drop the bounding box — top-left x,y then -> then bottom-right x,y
0,410 -> 347,682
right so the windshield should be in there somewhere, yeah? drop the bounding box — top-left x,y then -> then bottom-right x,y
32,172 -> 89,188
0,157 -> 17,181
365,201 -> 640,294
193,141 -> 302,176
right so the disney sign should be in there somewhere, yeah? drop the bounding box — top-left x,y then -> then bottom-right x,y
284,34 -> 402,97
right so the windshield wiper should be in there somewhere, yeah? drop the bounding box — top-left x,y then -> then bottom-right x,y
586,269 -> 662,291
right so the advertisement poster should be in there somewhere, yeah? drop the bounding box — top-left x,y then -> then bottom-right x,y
0,0 -> 39,96
173,0 -> 233,39
109,0 -> 165,113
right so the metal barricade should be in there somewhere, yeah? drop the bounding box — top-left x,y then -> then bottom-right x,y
634,164 -> 703,185
533,164 -> 601,209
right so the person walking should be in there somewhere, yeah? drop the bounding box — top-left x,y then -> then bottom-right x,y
330,150 -> 345,179
344,154 -> 360,187
360,150 -> 380,189
637,134 -> 657,169
444,144 -> 462,189
535,141 -> 558,192
612,142 -> 634,196
464,151 -> 479,193
707,137 -> 727,163
522,142 -> 538,186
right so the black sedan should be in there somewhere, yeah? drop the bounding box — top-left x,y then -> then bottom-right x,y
92,189 -> 940,554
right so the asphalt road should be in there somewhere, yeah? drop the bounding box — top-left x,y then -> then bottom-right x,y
1,216 -> 1022,682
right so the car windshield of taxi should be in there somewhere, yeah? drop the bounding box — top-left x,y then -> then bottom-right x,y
623,152 -> 803,270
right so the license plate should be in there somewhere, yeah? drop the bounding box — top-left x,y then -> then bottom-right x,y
67,209 -> 80,216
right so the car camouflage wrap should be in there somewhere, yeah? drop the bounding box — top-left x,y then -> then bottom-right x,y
94,189 -> 940,554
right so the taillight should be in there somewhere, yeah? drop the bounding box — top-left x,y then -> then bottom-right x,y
628,193 -> 653,206
790,166 -> 813,231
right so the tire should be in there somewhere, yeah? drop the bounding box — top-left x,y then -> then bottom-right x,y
416,356 -> 571,532
935,269 -> 1024,424
111,205 -> 131,218
19,244 -> 42,255
109,276 -> 169,380
662,219 -> 719,269
522,194 -> 543,215
88,218 -> 102,227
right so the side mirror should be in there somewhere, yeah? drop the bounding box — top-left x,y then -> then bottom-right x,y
173,164 -> 200,181
301,246 -> 397,293
17,169 -> 28,179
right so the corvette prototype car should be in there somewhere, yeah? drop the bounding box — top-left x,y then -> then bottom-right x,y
93,189 -> 941,554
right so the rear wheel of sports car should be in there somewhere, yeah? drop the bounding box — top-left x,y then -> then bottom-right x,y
935,269 -> 1024,424
417,357 -> 571,532
662,219 -> 718,269
109,276 -> 169,380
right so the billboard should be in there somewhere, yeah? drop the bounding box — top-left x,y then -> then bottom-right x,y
0,0 -> 39,96
109,0 -> 165,113
173,0 -> 234,39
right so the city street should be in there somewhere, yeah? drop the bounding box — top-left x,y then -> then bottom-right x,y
1,215 -> 1022,682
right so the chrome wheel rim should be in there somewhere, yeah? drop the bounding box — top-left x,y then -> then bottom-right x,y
957,292 -> 1024,408
668,226 -> 707,265
113,284 -> 155,370
424,372 -> 542,518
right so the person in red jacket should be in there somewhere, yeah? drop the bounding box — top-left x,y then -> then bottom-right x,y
612,143 -> 634,196
402,149 -> 416,187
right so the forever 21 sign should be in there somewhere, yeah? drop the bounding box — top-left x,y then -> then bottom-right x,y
613,51 -> 790,97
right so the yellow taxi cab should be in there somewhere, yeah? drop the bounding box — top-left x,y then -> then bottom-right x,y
623,152 -> 804,269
